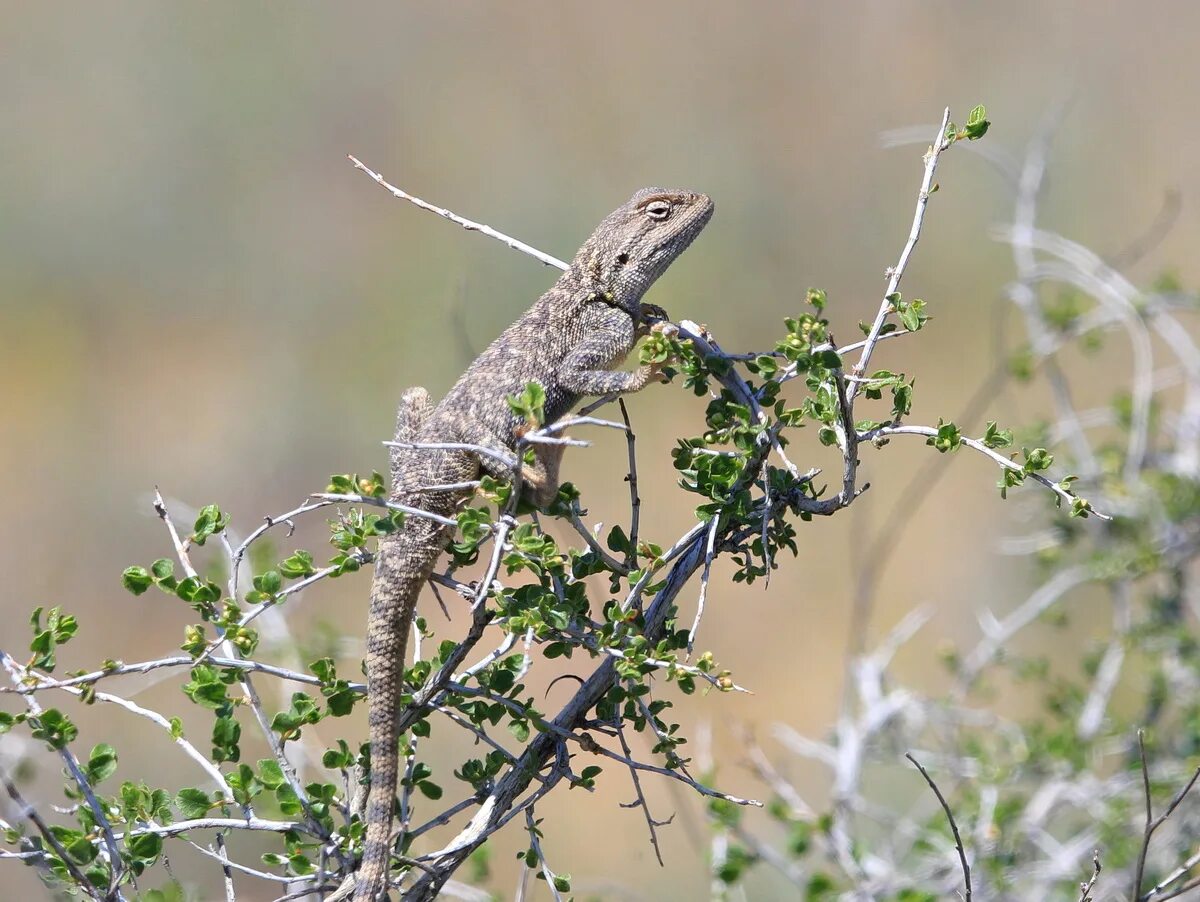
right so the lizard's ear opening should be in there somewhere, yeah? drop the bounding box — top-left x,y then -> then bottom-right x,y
616,252 -> 630,265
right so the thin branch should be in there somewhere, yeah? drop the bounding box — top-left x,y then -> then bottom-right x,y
859,423 -> 1109,520
1134,731 -> 1155,901
1143,846 -> 1200,901
11,658 -> 230,797
229,499 -> 334,599
154,487 -> 198,579
108,816 -> 304,841
524,807 -> 563,902
0,654 -> 344,695
906,753 -> 972,902
847,108 -> 952,401
688,514 -> 721,656
383,439 -> 518,471
1,766 -> 105,901
311,492 -> 458,528
1133,730 -> 1200,900
1,652 -> 126,897
1079,850 -> 1102,901
614,723 -> 668,867
348,155 -> 568,270
618,399 -> 642,572
565,506 -> 629,575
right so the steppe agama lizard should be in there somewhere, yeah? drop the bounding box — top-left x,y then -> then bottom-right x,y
352,187 -> 713,900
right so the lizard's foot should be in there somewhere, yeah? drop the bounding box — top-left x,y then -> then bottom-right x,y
639,301 -> 670,323
642,361 -> 672,385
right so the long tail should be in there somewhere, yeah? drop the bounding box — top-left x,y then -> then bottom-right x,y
354,519 -> 444,901
355,386 -> 441,902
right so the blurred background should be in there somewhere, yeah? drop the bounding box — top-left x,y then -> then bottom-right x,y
3,2 -> 1200,898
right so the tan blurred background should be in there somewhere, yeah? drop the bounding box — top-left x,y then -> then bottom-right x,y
3,3 -> 1200,899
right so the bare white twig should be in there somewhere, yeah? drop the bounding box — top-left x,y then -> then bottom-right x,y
383,439 -> 518,471
10,658 -> 230,797
847,108 -> 952,401
524,807 -> 564,902
859,423 -> 1108,519
153,487 -> 198,579
311,492 -> 458,528
688,514 -> 721,656
1,651 -> 127,897
348,155 -> 568,269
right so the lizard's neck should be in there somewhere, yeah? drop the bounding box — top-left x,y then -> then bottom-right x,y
555,260 -> 641,319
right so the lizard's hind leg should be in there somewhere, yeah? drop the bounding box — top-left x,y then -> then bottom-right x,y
457,419 -> 565,510
521,441 -> 566,509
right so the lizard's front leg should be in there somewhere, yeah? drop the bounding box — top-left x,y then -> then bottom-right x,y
558,314 -> 663,396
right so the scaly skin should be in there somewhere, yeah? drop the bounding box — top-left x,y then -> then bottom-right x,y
353,188 -> 713,900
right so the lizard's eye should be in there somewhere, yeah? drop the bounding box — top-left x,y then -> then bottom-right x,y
616,252 -> 630,265
644,200 -> 672,220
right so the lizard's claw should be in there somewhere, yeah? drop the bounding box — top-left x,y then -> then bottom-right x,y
639,301 -> 670,324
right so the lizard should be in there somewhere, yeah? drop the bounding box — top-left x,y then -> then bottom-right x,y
350,186 -> 713,901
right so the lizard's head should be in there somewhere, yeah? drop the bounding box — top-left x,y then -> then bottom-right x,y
576,187 -> 714,310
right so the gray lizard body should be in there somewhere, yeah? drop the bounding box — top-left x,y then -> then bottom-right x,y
353,187 -> 713,900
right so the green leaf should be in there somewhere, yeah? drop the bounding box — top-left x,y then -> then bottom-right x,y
982,421 -> 1013,449
127,831 -> 163,861
898,298 -> 928,333
327,474 -> 356,494
212,715 -> 241,763
417,781 -> 443,800
278,550 -> 315,580
85,744 -> 118,784
191,504 -> 230,546
122,566 -> 152,595
322,740 -> 355,770
27,608 -> 76,671
506,382 -> 547,426
606,524 -> 631,555
65,833 -> 98,864
255,570 -> 282,595
926,419 -> 962,454
176,788 -> 212,819
963,103 -> 990,140
275,783 -> 303,816
1023,447 -> 1054,472
31,708 -> 78,749
258,758 -> 286,790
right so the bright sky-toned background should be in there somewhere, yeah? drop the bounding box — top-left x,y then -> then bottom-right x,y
3,4 -> 1200,899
